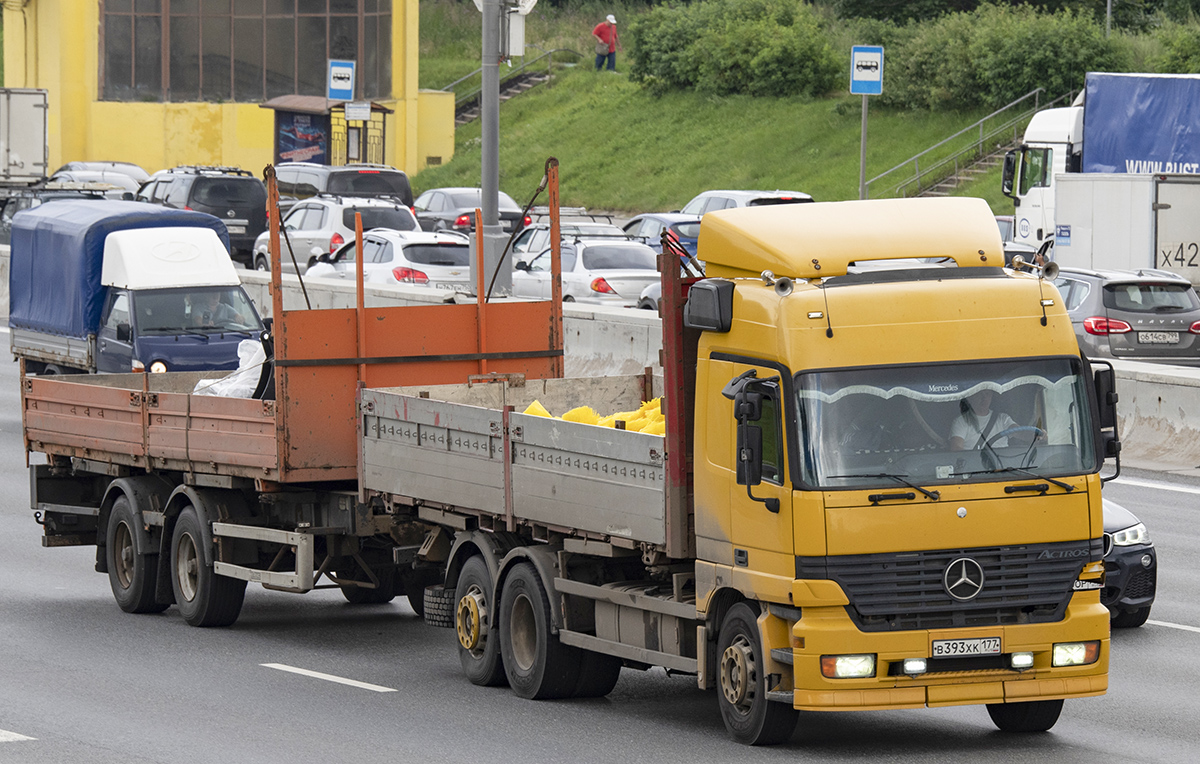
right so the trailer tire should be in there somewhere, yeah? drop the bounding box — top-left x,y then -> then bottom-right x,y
170,505 -> 246,627
572,651 -> 622,699
106,496 -> 167,614
422,584 -> 457,628
455,556 -> 507,686
986,699 -> 1064,733
499,562 -> 581,700
716,603 -> 798,745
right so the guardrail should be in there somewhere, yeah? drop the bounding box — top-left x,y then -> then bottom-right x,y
866,89 -> 1075,199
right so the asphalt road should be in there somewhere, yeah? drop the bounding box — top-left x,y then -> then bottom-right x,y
0,337 -> 1197,763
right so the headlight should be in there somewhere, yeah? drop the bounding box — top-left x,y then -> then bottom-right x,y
149,361 -> 168,373
1052,641 -> 1100,667
1112,523 -> 1150,546
820,654 -> 875,678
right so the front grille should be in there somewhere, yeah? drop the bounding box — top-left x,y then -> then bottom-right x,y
798,539 -> 1100,632
887,655 -> 1010,676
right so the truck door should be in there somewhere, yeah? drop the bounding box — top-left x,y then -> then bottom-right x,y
1015,147 -> 1054,245
96,290 -> 133,373
727,361 -> 795,580
1155,176 -> 1200,286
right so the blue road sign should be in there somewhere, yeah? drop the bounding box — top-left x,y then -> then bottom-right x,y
328,60 -> 356,101
850,46 -> 884,96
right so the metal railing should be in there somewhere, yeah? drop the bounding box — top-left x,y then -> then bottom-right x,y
866,89 -> 1075,199
440,47 -> 583,111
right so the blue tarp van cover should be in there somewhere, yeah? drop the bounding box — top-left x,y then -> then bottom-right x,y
8,200 -> 230,338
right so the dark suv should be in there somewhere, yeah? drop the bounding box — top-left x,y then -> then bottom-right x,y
275,163 -> 413,211
136,166 -> 267,265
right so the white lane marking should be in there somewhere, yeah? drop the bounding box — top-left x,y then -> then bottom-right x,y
1112,477 -> 1200,497
1148,620 -> 1200,634
0,729 -> 36,743
261,663 -> 397,693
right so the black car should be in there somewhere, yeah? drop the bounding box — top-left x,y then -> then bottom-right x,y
275,162 -> 413,210
136,166 -> 267,265
0,187 -> 108,246
413,187 -> 527,234
1102,498 -> 1157,628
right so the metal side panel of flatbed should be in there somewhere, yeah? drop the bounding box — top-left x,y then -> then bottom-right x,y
361,376 -> 669,547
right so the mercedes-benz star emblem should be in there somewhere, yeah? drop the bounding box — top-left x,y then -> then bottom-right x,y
943,557 -> 985,601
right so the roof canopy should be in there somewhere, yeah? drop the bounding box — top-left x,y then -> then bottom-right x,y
260,96 -> 394,115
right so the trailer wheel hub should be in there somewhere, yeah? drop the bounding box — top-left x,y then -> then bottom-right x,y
720,636 -> 754,708
456,588 -> 487,651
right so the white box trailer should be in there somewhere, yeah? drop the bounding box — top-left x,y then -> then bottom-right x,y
1053,173 -> 1200,287
0,88 -> 48,184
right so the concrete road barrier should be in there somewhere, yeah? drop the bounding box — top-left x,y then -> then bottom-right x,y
5,257 -> 1196,468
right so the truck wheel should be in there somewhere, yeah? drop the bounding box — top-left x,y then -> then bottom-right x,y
455,556 -> 507,686
106,496 -> 167,614
338,564 -> 397,605
1111,606 -> 1151,628
572,650 -> 622,698
498,561 -> 581,700
716,603 -> 798,745
170,505 -> 246,627
422,584 -> 457,628
986,699 -> 1064,732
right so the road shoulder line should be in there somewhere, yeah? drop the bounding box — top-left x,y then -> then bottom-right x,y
261,662 -> 397,693
1148,620 -> 1200,634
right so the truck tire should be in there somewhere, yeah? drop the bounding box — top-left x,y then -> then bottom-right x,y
106,496 -> 168,614
403,568 -> 443,618
572,650 -> 622,699
422,584 -> 456,628
716,603 -> 798,745
170,504 -> 246,627
455,556 -> 507,686
498,561 -> 581,700
986,699 -> 1064,732
1111,606 -> 1151,628
338,564 -> 397,605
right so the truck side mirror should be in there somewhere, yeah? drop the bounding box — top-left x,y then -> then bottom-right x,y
1001,151 -> 1017,199
116,323 -> 131,343
1093,367 -> 1118,431
736,421 -> 764,486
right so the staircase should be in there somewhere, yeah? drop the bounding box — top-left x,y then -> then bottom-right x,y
918,144 -> 1016,197
455,71 -> 552,126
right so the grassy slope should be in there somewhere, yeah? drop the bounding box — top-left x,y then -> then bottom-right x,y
415,66 -> 1006,212
416,0 -> 1015,213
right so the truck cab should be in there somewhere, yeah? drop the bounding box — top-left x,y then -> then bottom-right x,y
1002,104 -> 1083,247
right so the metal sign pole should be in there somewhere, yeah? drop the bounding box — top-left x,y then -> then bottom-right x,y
859,95 -> 868,200
850,45 -> 883,201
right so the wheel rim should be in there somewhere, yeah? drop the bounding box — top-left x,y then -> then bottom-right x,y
457,585 -> 487,653
720,634 -> 756,713
175,530 -> 200,603
113,520 -> 135,589
510,592 -> 538,672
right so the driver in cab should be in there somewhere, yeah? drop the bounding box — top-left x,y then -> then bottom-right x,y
189,291 -> 244,327
948,389 -> 1015,451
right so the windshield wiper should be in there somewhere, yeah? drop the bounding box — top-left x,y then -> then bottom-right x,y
960,466 -> 1074,492
828,473 -> 940,501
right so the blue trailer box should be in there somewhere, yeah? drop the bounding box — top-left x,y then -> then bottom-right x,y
8,199 -> 230,338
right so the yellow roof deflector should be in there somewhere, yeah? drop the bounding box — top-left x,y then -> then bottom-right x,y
699,197 -> 1004,280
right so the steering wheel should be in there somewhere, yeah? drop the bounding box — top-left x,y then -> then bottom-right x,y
983,426 -> 1047,468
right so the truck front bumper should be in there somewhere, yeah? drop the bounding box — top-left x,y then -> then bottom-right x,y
782,595 -> 1109,711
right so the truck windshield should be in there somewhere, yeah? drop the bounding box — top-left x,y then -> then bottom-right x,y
134,287 -> 263,335
794,358 -> 1096,490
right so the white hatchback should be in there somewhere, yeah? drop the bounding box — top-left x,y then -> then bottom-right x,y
513,239 -> 660,307
250,195 -> 420,273
305,229 -> 473,292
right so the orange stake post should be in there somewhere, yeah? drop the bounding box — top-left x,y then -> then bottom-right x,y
475,207 -> 488,375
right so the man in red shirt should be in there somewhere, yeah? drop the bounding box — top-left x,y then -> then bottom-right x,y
592,15 -> 620,72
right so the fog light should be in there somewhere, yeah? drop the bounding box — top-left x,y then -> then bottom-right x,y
1052,641 -> 1100,667
149,361 -> 168,373
1141,554 -> 1153,568
902,658 -> 927,676
821,654 -> 875,678
1010,652 -> 1035,670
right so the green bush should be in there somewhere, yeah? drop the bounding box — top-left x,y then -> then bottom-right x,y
881,3 -> 1127,109
629,0 -> 839,97
1152,21 -> 1200,71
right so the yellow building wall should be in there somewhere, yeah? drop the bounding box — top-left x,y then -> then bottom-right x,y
2,0 -> 452,175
